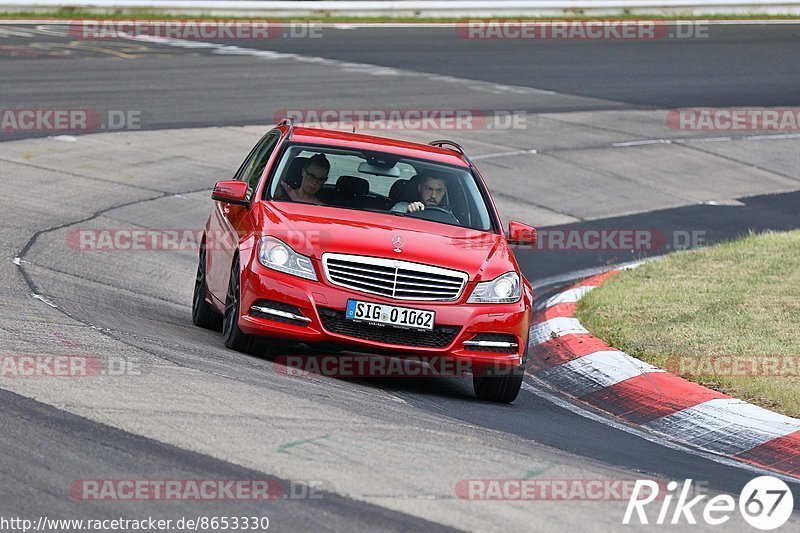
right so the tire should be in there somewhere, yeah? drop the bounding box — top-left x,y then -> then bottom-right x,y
473,339 -> 528,403
192,245 -> 222,330
222,256 -> 254,353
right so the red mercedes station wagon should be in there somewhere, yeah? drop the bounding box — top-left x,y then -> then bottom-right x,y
193,119 -> 537,402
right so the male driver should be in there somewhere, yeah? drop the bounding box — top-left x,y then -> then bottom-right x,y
392,175 -> 447,213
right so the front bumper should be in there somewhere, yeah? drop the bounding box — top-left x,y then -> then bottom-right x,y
238,259 -> 531,368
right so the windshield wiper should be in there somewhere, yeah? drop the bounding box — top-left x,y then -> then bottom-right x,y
358,207 -> 405,216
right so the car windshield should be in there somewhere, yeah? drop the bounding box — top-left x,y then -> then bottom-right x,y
267,144 -> 494,231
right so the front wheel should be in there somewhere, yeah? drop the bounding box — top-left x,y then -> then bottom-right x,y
473,340 -> 527,403
192,245 -> 222,330
222,256 -> 254,353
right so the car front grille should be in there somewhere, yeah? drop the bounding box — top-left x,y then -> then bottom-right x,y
322,253 -> 467,301
317,307 -> 460,348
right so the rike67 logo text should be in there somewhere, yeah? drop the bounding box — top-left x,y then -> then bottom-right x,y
624,477 -> 794,530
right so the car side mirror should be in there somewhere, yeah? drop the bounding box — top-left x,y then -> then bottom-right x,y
211,180 -> 249,205
508,221 -> 537,246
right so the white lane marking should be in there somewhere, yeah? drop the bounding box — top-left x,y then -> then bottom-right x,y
543,286 -> 594,307
612,139 -> 672,147
742,132 -> 800,141
472,148 -> 538,160
51,135 -> 78,142
0,27 -> 40,37
703,199 -> 745,206
124,33 -> 552,94
684,134 -> 798,144
644,398 -> 800,456
610,133 -> 800,150
680,136 -> 733,143
538,350 -> 664,397
530,316 -> 587,345
34,24 -> 70,36
31,293 -> 58,308
520,381 -> 800,486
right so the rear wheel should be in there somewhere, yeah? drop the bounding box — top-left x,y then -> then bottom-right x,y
223,256 -> 254,353
473,340 -> 527,403
192,245 -> 222,330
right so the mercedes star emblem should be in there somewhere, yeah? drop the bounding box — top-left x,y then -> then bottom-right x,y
392,235 -> 405,253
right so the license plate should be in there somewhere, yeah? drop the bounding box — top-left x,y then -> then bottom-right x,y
345,299 -> 435,331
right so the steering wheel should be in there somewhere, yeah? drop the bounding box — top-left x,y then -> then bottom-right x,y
406,205 -> 461,225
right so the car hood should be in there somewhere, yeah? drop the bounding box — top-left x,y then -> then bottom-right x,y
257,202 -> 515,281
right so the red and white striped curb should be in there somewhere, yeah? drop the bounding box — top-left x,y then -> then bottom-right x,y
529,269 -> 800,478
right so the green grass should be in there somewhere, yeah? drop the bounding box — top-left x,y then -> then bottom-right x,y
576,230 -> 800,417
1,10 -> 799,22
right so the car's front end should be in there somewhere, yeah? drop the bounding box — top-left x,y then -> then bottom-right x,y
236,202 -> 532,372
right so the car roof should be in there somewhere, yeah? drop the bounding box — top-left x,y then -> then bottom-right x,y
283,126 -> 471,168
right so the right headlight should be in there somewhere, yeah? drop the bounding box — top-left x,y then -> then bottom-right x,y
467,272 -> 521,304
258,236 -> 317,281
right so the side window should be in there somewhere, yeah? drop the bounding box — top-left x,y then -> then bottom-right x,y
236,131 -> 280,199
234,135 -> 266,181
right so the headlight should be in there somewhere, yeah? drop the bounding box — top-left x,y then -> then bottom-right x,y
258,236 -> 317,281
467,272 -> 521,303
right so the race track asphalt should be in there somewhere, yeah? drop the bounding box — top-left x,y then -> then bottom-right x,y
1,22 -> 799,531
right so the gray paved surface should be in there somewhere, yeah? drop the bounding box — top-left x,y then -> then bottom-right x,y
1,22 -> 800,532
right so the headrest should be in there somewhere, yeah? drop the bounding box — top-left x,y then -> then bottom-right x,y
403,174 -> 424,202
389,179 -> 410,202
284,157 -> 309,189
336,175 -> 369,198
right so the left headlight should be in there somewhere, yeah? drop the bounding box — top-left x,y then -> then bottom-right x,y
258,236 -> 318,281
467,272 -> 521,304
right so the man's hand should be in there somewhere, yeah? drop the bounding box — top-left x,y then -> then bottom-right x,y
406,202 -> 425,213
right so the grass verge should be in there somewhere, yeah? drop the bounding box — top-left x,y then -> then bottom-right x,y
576,230 -> 800,418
